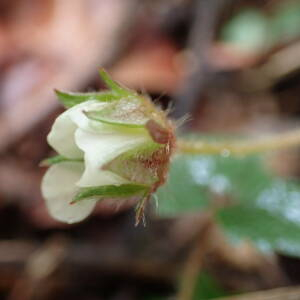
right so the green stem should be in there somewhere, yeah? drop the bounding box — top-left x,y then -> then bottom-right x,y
177,128 -> 300,155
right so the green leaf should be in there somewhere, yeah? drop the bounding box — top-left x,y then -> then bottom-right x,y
217,205 -> 300,257
156,155 -> 210,217
40,155 -> 83,166
55,90 -> 120,108
156,152 -> 300,257
72,183 -> 149,203
99,69 -> 134,96
157,154 -> 271,216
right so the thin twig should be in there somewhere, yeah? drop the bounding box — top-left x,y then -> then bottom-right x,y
178,218 -> 286,300
172,0 -> 226,120
177,214 -> 214,300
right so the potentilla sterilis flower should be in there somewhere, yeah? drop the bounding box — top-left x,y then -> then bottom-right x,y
41,70 -> 175,225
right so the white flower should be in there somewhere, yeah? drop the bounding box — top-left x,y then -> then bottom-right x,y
41,70 -> 174,224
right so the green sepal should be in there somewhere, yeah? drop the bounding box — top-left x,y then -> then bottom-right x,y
55,69 -> 135,108
84,110 -> 147,128
72,183 -> 150,203
99,69 -> 134,97
55,90 -> 120,108
103,142 -> 162,189
40,155 -> 83,166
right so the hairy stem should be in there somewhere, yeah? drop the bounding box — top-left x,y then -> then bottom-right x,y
177,128 -> 300,155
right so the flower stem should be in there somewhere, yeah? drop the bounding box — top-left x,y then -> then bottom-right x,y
177,128 -> 300,155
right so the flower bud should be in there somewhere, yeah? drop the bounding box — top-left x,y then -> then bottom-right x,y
41,70 -> 175,224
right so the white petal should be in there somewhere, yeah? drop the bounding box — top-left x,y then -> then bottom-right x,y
78,167 -> 127,187
41,162 -> 96,223
47,101 -> 107,158
47,112 -> 83,158
68,100 -> 108,131
75,128 -> 150,187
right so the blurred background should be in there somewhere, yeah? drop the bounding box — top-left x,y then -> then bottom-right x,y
2,0 -> 300,299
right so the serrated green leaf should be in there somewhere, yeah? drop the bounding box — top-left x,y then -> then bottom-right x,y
217,205 -> 300,257
99,69 -> 134,96
40,155 -> 83,166
72,183 -> 149,203
55,90 -> 120,108
156,151 -> 300,257
157,154 -> 271,216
